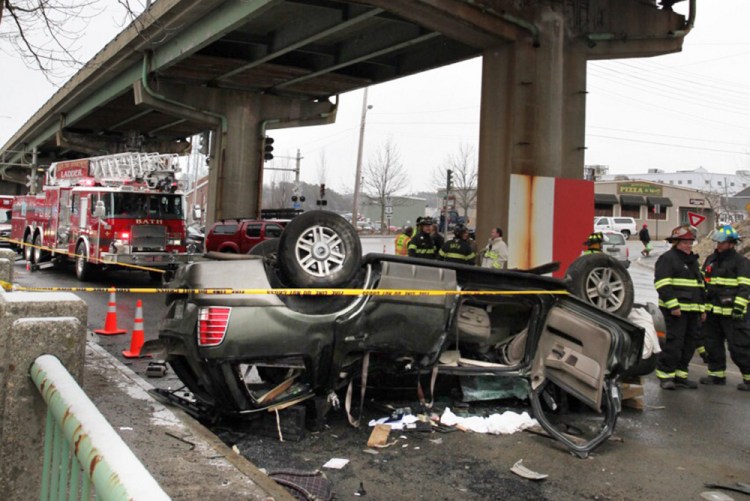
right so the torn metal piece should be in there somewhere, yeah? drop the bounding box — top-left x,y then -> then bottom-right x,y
705,482 -> 750,495
510,460 -> 548,481
164,432 -> 196,451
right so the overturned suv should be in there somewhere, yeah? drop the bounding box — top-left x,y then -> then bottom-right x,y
152,211 -> 650,457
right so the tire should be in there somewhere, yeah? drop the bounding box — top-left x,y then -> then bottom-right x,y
23,232 -> 34,263
75,242 -> 97,281
33,232 -> 48,264
621,230 -> 631,239
278,210 -> 362,288
566,253 -> 634,318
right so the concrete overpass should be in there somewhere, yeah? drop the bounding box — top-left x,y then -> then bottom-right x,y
0,0 -> 692,240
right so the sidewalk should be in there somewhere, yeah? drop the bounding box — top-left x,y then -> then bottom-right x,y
83,342 -> 293,501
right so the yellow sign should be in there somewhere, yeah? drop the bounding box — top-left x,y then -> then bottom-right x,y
617,182 -> 662,196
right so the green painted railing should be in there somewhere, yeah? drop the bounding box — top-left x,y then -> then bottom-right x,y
30,354 -> 170,501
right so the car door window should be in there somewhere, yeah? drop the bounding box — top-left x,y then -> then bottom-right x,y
246,224 -> 262,237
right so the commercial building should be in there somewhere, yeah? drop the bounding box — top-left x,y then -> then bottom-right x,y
595,180 -> 717,240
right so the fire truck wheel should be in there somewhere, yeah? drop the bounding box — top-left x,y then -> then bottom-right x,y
33,233 -> 48,264
23,232 -> 34,264
75,242 -> 98,282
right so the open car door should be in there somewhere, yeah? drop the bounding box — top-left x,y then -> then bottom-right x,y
529,296 -> 644,458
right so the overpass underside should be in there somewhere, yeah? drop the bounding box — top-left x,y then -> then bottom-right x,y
0,0 -> 689,236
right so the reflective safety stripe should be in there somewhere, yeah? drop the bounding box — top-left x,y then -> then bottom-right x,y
708,370 -> 726,378
696,346 -> 706,354
675,370 -> 689,379
655,277 -> 703,289
656,369 -> 675,379
439,251 -> 474,261
744,374 -> 750,381
707,305 -> 734,316
658,300 -> 704,312
710,277 -> 739,286
738,277 -> 750,286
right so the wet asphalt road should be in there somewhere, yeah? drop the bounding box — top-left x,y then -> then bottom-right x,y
11,238 -> 750,500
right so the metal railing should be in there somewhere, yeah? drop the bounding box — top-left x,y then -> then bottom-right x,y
30,354 -> 170,501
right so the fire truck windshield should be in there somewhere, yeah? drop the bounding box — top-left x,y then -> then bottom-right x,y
107,193 -> 183,219
0,210 -> 9,224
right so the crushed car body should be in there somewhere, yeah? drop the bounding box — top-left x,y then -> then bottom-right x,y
151,211 -> 649,458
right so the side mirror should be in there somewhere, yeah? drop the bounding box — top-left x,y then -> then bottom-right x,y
93,200 -> 106,218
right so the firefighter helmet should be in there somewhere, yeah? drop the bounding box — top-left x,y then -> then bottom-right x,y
420,217 -> 434,227
583,232 -> 604,246
666,224 -> 697,242
454,224 -> 468,238
711,224 -> 741,243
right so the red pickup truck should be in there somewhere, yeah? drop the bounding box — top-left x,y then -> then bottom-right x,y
205,219 -> 287,253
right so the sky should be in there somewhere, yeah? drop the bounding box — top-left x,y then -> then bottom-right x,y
2,1 -> 749,195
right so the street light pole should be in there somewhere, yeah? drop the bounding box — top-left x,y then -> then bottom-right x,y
352,88 -> 371,227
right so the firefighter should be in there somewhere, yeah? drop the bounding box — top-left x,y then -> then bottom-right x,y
407,217 -> 438,259
654,224 -> 705,390
480,227 -> 508,269
700,225 -> 750,391
394,226 -> 412,256
582,232 -> 604,254
439,225 -> 476,265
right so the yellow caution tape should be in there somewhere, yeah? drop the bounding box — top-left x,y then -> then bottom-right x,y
0,236 -> 165,273
0,280 -> 12,292
6,285 -> 570,296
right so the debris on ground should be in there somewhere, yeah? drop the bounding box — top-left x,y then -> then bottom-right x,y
510,459 -> 548,481
367,424 -> 391,447
439,408 -> 539,434
322,458 -> 349,469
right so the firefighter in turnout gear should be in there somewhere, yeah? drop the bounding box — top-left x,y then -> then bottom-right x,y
700,225 -> 750,391
439,225 -> 476,265
408,217 -> 438,259
394,227 -> 412,256
582,232 -> 604,254
654,225 -> 706,390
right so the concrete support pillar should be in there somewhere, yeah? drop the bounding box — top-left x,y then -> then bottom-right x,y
475,7 -> 588,246
135,81 -> 335,223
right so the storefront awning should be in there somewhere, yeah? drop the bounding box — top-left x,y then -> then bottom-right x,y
619,195 -> 646,206
594,193 -> 619,205
647,196 -> 673,207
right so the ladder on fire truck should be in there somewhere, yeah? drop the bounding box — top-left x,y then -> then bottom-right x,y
50,152 -> 181,187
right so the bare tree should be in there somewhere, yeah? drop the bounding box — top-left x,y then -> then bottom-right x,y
0,1 -> 146,80
433,143 -> 478,220
362,139 -> 409,234
265,156 -> 294,209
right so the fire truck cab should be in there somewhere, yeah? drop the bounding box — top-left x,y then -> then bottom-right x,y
11,152 -> 194,281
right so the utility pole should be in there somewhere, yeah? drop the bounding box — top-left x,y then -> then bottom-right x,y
352,88 -> 372,227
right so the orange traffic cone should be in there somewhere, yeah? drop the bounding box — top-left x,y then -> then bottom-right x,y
94,288 -> 127,335
123,300 -> 149,358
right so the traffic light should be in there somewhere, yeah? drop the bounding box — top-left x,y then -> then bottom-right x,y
263,136 -> 275,162
446,169 -> 453,192
317,184 -> 327,206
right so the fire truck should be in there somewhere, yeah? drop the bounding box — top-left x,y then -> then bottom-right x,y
0,196 -> 15,248
11,152 -> 194,281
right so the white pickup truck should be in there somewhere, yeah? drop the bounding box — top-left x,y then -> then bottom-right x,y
594,216 -> 637,239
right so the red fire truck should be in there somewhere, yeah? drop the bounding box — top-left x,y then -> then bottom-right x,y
0,196 -> 15,248
11,152 -> 194,281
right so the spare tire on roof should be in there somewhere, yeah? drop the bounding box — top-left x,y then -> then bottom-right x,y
278,210 -> 362,288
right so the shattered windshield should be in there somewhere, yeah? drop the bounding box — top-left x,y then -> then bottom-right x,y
107,193 -> 184,219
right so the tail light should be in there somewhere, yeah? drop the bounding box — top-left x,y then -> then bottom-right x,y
117,231 -> 130,242
198,307 -> 231,346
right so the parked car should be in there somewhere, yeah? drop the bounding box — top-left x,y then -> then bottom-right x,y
594,216 -> 637,239
204,219 -> 287,254
601,230 -> 630,269
186,225 -> 205,254
150,211 -> 652,457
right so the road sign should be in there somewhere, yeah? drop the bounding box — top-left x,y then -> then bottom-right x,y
385,206 -> 393,215
688,212 -> 706,226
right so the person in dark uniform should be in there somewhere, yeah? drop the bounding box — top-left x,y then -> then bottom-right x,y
430,223 -> 445,252
439,225 -> 476,265
700,225 -> 750,391
639,223 -> 652,257
654,224 -> 705,390
407,217 -> 438,259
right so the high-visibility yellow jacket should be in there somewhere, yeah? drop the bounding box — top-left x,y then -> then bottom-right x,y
394,233 -> 410,256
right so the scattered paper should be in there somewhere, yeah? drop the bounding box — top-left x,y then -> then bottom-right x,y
367,414 -> 419,430
119,427 -> 133,431
323,458 -> 349,469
